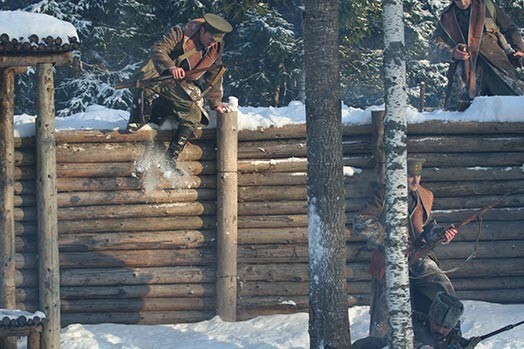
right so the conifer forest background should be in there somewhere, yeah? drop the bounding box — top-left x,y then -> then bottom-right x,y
1,0 -> 523,116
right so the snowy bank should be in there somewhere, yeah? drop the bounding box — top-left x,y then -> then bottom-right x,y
13,96 -> 524,138
53,301 -> 524,349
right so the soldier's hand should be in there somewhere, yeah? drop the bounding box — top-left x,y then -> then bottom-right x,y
214,104 -> 231,114
442,227 -> 458,244
453,44 -> 470,60
513,51 -> 524,58
169,66 -> 186,80
463,336 -> 482,349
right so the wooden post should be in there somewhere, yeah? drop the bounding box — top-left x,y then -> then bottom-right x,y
36,63 -> 60,348
216,108 -> 238,321
0,68 -> 17,349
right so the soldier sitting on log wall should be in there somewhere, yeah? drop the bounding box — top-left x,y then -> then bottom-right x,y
126,13 -> 233,167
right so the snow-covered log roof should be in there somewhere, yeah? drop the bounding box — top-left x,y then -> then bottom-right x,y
0,10 -> 79,54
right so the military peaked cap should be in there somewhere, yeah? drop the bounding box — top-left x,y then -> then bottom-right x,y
203,13 -> 232,42
407,158 -> 426,176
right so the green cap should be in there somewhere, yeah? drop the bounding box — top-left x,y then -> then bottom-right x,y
407,158 -> 426,176
203,13 -> 233,42
428,292 -> 464,328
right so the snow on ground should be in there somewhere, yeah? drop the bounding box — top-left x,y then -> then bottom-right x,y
13,96 -> 524,138
0,10 -> 79,43
49,301 -> 523,349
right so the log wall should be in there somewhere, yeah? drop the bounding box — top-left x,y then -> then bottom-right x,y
12,121 -> 524,325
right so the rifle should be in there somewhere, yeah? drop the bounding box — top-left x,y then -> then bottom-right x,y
460,320 -> 524,348
408,192 -> 510,266
114,66 -> 224,90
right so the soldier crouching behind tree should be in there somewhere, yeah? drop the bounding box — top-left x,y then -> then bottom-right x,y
352,158 -> 458,338
126,13 -> 232,166
429,0 -> 524,111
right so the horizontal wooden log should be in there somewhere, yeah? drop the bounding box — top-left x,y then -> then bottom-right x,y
14,166 -> 34,180
425,180 -> 524,197
423,166 -> 524,182
456,289 -> 524,303
14,180 -> 35,195
408,135 -> 524,153
440,258 -> 524,278
433,193 -> 524,210
239,186 -> 306,202
57,189 -> 216,207
426,221 -> 524,241
54,128 -> 215,143
434,240 -> 524,259
17,284 -> 216,302
14,207 -> 36,221
238,215 -> 308,229
58,230 -> 215,251
58,216 -> 216,234
238,294 -> 368,310
238,139 -> 307,159
407,121 -> 524,134
61,310 -> 214,326
238,158 -> 307,173
15,269 -> 37,287
431,207 -> 524,222
0,52 -> 73,67
56,142 -> 215,162
239,172 -> 307,186
239,201 -> 307,215
411,152 -> 524,167
238,227 -> 309,244
56,161 -> 215,177
450,277 -> 524,291
58,202 -> 216,220
239,280 -> 372,296
238,263 -> 370,282
15,148 -> 36,166
62,284 -> 215,300
60,297 -> 215,313
57,249 -> 215,268
14,195 -> 36,207
56,175 -> 216,192
60,266 -> 215,286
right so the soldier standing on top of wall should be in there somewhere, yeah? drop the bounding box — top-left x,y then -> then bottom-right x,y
127,13 -> 233,166
353,158 -> 459,338
429,0 -> 524,111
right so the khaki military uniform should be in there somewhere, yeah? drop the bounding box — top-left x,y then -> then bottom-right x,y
429,0 -> 524,110
129,18 -> 225,132
353,183 -> 456,337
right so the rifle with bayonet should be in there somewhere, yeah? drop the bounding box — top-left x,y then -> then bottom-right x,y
408,192 -> 510,266
459,320 -> 524,348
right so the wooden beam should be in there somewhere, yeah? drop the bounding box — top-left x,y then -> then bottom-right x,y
35,63 -> 60,349
216,109 -> 239,321
0,67 -> 17,349
0,52 -> 72,68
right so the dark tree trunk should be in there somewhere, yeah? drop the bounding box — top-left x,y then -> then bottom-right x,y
304,0 -> 351,348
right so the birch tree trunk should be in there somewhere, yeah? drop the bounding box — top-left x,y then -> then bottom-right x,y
382,0 -> 414,347
304,0 -> 351,348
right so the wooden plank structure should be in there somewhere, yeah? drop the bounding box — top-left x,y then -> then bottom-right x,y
6,108 -> 524,326
0,309 -> 44,349
1,28 -> 74,349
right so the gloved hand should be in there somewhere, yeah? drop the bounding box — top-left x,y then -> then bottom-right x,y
463,336 -> 482,349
